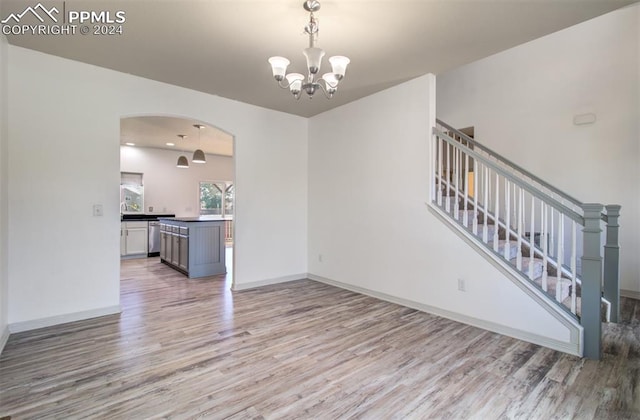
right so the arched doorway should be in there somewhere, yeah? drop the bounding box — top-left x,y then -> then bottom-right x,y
119,115 -> 235,287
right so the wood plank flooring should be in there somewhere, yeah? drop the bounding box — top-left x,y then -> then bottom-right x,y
1,257 -> 639,419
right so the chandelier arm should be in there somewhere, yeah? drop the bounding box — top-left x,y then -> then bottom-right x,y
315,80 -> 334,99
277,78 -> 292,89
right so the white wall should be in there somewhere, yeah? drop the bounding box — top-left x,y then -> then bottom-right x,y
308,74 -> 574,350
7,47 -> 308,327
0,34 -> 9,350
120,146 -> 234,217
437,5 -> 640,294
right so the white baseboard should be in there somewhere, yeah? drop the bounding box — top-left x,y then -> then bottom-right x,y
308,273 -> 582,357
0,324 -> 9,355
621,289 -> 640,300
232,273 -> 307,291
8,305 -> 121,333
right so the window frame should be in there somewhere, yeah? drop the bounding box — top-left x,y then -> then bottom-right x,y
198,180 -> 234,217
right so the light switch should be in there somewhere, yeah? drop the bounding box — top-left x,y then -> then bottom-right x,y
93,204 -> 104,217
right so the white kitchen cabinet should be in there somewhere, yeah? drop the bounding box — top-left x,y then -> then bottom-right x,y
120,226 -> 127,257
121,221 -> 148,257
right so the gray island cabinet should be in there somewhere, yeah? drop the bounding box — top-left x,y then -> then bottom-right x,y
158,217 -> 227,278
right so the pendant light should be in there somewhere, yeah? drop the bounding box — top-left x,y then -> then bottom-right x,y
193,124 -> 206,163
176,155 -> 189,168
175,134 -> 189,168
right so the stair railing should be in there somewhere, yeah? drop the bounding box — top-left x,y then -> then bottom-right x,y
432,120 -> 621,359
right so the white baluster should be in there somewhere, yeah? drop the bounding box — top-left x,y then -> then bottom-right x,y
513,182 -> 517,230
549,209 -> 555,260
454,147 -> 459,219
445,141 -> 451,213
571,221 -> 577,314
483,167 -> 489,243
541,202 -> 548,292
473,162 -> 479,235
463,152 -> 469,228
437,136 -> 443,206
528,196 -> 535,280
504,180 -> 511,260
556,215 -> 565,302
493,174 -> 500,252
516,188 -> 523,270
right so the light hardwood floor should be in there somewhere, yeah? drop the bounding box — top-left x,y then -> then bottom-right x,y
1,257 -> 639,419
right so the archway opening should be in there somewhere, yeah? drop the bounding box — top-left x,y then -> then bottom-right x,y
119,115 -> 235,289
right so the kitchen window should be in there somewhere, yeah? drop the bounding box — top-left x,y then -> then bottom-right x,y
199,181 -> 234,217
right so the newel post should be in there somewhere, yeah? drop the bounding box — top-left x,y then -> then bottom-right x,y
581,203 -> 604,360
603,205 -> 621,323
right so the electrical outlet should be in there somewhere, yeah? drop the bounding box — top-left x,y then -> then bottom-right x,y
318,254 -> 323,263
457,278 -> 466,292
93,204 -> 103,217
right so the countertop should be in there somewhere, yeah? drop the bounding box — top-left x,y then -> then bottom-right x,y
121,213 -> 175,221
159,216 -> 233,223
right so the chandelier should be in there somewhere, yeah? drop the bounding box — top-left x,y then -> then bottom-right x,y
268,0 -> 350,99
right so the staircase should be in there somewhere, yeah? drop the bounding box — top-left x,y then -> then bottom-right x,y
430,120 -> 622,359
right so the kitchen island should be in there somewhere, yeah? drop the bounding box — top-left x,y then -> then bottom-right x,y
158,216 -> 229,278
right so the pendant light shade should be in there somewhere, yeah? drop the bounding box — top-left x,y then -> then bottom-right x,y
176,155 -> 189,168
328,56 -> 350,80
268,56 -> 290,81
286,73 -> 305,95
192,124 -> 206,163
322,73 -> 338,94
303,47 -> 325,74
192,149 -> 206,163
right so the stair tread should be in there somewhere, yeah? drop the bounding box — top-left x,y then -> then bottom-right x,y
487,239 -> 519,260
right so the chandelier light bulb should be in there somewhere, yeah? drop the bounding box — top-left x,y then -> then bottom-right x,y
286,73 -> 305,95
268,56 -> 290,81
329,56 -> 350,80
322,73 -> 338,94
303,47 -> 325,74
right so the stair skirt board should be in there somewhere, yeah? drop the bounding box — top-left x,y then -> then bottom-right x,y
308,273 -> 582,357
428,203 -> 582,355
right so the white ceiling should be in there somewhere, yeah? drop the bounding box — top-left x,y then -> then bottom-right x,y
3,0 -> 637,154
120,116 -> 234,156
2,0 -> 636,119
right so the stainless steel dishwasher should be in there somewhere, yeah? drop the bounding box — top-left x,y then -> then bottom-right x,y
148,221 -> 161,257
